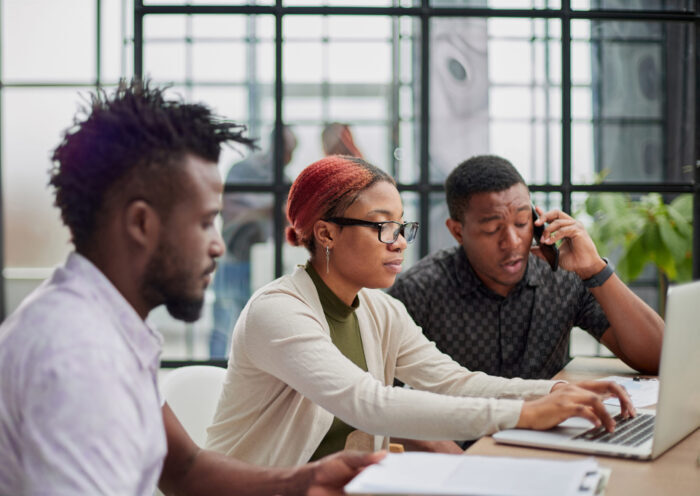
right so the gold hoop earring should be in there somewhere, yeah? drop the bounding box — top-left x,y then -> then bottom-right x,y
325,246 -> 330,274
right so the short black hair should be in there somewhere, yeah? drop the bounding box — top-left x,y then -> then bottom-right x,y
445,154 -> 526,221
50,79 -> 254,251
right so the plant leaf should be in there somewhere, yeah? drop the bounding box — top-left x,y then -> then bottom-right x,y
658,215 -> 690,262
670,194 -> 692,220
617,234 -> 648,282
667,204 -> 693,239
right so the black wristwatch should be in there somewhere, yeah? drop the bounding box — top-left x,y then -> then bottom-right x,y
582,258 -> 615,289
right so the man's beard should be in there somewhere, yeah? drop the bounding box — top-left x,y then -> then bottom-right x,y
163,294 -> 204,323
142,242 -> 208,323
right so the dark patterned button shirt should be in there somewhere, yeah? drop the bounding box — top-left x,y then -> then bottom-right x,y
388,247 -> 610,380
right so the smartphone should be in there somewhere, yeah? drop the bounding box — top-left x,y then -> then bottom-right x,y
532,206 -> 559,271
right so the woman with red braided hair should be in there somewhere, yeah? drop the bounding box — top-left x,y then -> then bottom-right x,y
206,155 -> 634,468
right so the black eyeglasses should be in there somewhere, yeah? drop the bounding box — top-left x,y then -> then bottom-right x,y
323,217 -> 419,244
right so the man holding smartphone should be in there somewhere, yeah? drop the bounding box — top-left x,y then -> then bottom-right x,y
389,154 -> 664,380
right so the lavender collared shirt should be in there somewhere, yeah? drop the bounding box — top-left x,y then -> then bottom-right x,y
0,253 -> 167,495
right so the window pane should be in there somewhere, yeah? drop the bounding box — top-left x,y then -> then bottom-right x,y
285,95 -> 324,122
328,96 -> 387,121
432,0 -> 560,7
146,0 -> 273,4
101,0 -> 134,83
145,13 -> 188,38
1,87 -> 85,269
571,86 -> 593,120
329,43 -> 392,84
284,0 -> 395,5
570,20 -> 695,184
144,15 -> 275,85
2,0 -> 95,82
428,193 -> 455,253
601,124 -> 664,181
191,86 -> 250,125
144,42 -> 188,82
283,15 -> 418,181
572,0 -> 693,11
192,43 -> 248,82
530,191 -> 562,213
395,119 -> 420,184
327,16 -> 393,40
430,17 -> 561,184
143,14 -> 275,161
191,15 -> 249,37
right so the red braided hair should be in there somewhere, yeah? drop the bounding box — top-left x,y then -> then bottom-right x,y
286,155 -> 395,253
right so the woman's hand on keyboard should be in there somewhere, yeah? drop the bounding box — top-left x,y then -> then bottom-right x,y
516,381 -> 635,432
566,380 -> 636,418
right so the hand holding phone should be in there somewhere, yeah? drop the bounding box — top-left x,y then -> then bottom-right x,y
532,206 -> 559,271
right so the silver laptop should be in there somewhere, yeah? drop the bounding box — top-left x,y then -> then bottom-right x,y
493,280 -> 700,460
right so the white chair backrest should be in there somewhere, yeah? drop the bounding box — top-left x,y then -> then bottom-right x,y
160,365 -> 226,447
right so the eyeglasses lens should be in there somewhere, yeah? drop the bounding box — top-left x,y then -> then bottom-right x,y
380,222 -> 418,244
405,223 -> 418,243
379,223 -> 396,243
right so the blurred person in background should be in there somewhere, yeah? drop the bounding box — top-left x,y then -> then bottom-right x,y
209,126 -> 297,358
321,122 -> 363,158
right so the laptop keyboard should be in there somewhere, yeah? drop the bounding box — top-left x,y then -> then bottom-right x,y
573,413 -> 655,447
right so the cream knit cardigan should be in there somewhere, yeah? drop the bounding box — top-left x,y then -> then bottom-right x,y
206,265 -> 556,467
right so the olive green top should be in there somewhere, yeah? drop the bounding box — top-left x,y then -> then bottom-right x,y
306,262 -> 368,461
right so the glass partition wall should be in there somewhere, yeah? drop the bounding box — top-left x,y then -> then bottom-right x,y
1,1 -> 697,365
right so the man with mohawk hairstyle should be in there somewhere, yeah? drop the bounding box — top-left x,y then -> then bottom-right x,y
0,79 -> 382,496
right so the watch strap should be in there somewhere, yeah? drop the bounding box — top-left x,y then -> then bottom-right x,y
582,257 -> 614,289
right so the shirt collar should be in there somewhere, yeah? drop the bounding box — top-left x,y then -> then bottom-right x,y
65,252 -> 163,371
452,248 -> 543,299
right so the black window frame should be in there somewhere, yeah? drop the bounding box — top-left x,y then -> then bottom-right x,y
0,1 -> 697,369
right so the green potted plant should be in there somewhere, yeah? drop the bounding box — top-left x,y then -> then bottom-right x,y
579,191 -> 693,315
